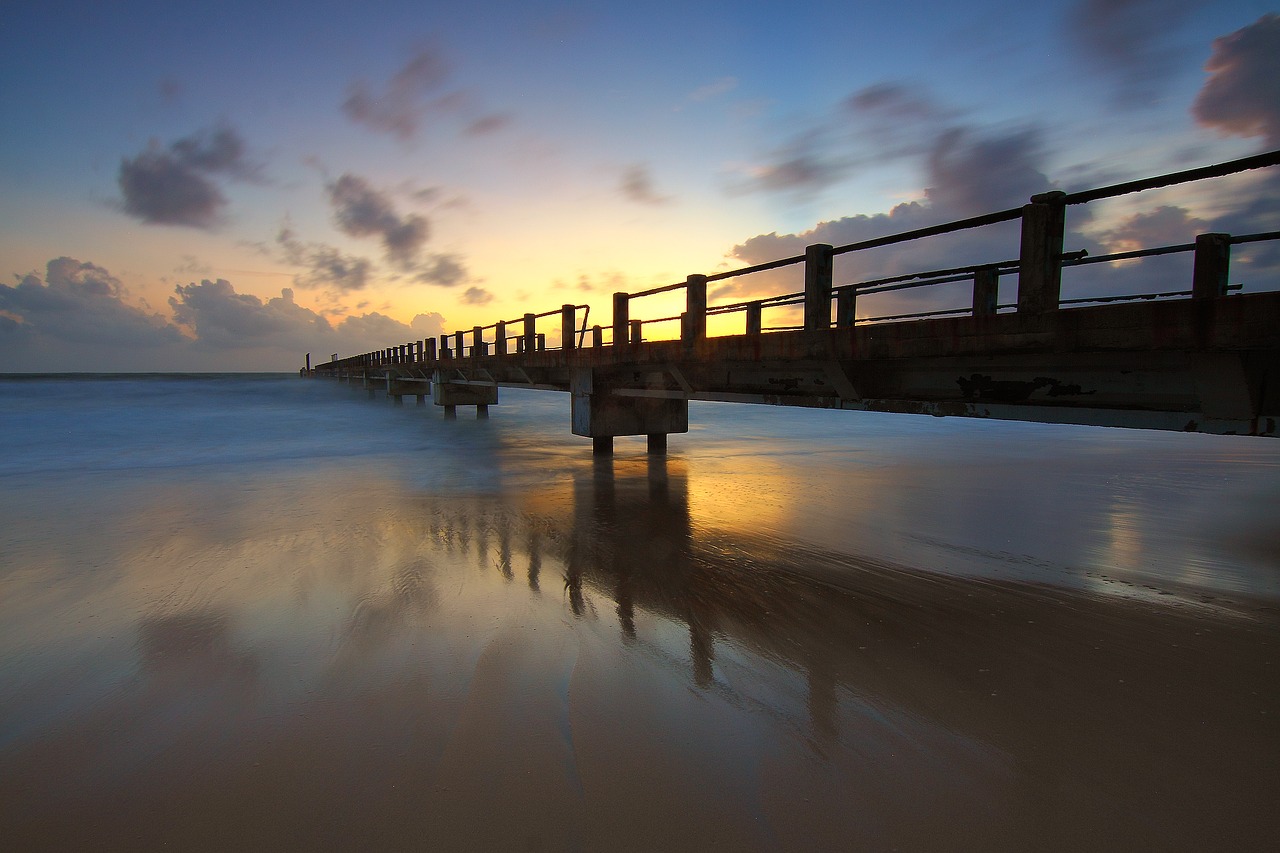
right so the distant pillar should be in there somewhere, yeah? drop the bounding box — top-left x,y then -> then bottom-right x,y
684,274 -> 707,345
1192,233 -> 1231,299
561,304 -> 576,351
305,353 -> 311,373
973,266 -> 999,316
1017,191 -> 1066,313
613,292 -> 630,346
804,243 -> 834,330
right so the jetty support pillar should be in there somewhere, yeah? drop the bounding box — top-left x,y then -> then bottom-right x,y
432,370 -> 498,417
571,368 -> 688,455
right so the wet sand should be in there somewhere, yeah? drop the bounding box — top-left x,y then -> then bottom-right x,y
2,453 -> 1276,852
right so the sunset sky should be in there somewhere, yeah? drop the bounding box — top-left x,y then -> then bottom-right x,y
2,0 -> 1278,371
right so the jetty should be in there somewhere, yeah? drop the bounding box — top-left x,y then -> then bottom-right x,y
309,151 -> 1280,451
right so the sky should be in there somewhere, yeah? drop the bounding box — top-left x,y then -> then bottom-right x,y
2,0 -> 1278,371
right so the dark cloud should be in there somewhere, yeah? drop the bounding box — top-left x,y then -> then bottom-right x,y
341,46 -> 450,140
1067,0 -> 1205,105
620,163 -> 672,205
117,125 -> 259,228
414,253 -> 467,287
327,174 -> 430,270
460,287 -> 493,305
1192,14 -> 1280,147
738,82 -> 952,197
276,225 -> 373,292
924,127 -> 1050,216
465,114 -> 512,136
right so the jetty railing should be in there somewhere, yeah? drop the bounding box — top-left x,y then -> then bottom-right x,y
326,149 -> 1280,370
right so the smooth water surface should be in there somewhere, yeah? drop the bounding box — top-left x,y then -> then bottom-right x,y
1,375 -> 1277,851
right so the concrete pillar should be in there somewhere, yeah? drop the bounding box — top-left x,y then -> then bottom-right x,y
444,405 -> 457,419
746,302 -> 763,335
647,433 -> 667,454
973,266 -> 999,316
495,321 -> 507,355
684,275 -> 707,345
613,292 -> 629,346
305,353 -> 311,373
1192,233 -> 1230,299
561,304 -> 576,351
477,404 -> 490,419
836,288 -> 857,328
1017,191 -> 1066,313
804,243 -> 834,330
523,313 -> 536,353
571,368 -> 688,447
592,436 -> 613,455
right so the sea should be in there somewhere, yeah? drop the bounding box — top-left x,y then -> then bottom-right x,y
1,373 -> 1277,851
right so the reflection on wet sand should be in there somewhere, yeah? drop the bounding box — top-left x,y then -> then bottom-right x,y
1,456 -> 1277,852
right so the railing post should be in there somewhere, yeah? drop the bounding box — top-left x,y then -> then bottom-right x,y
973,266 -> 999,316
495,321 -> 507,355
592,325 -> 603,348
804,243 -> 834,330
836,288 -> 856,328
684,274 -> 707,345
523,313 -> 536,353
537,333 -> 546,351
1192,233 -> 1231,298
472,326 -> 485,356
630,319 -> 642,344
1017,191 -> 1066,313
439,334 -> 450,359
561,304 -> 576,351
746,302 -> 763,335
425,338 -> 437,361
613,291 -> 630,347
454,330 -> 465,358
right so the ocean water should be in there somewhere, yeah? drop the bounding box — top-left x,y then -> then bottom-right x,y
1,374 -> 1277,850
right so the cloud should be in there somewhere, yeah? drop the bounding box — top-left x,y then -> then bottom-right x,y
1192,14 -> 1280,147
620,163 -> 672,205
1,258 -> 184,349
117,125 -> 258,228
1098,205 -> 1209,253
735,81 -> 951,198
327,174 -> 430,270
342,46 -> 450,140
465,114 -> 512,136
2,257 -> 450,371
276,225 -> 373,292
924,127 -> 1050,215
409,253 -> 464,287
686,76 -> 738,103
460,287 -> 493,305
1067,0 -> 1206,104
